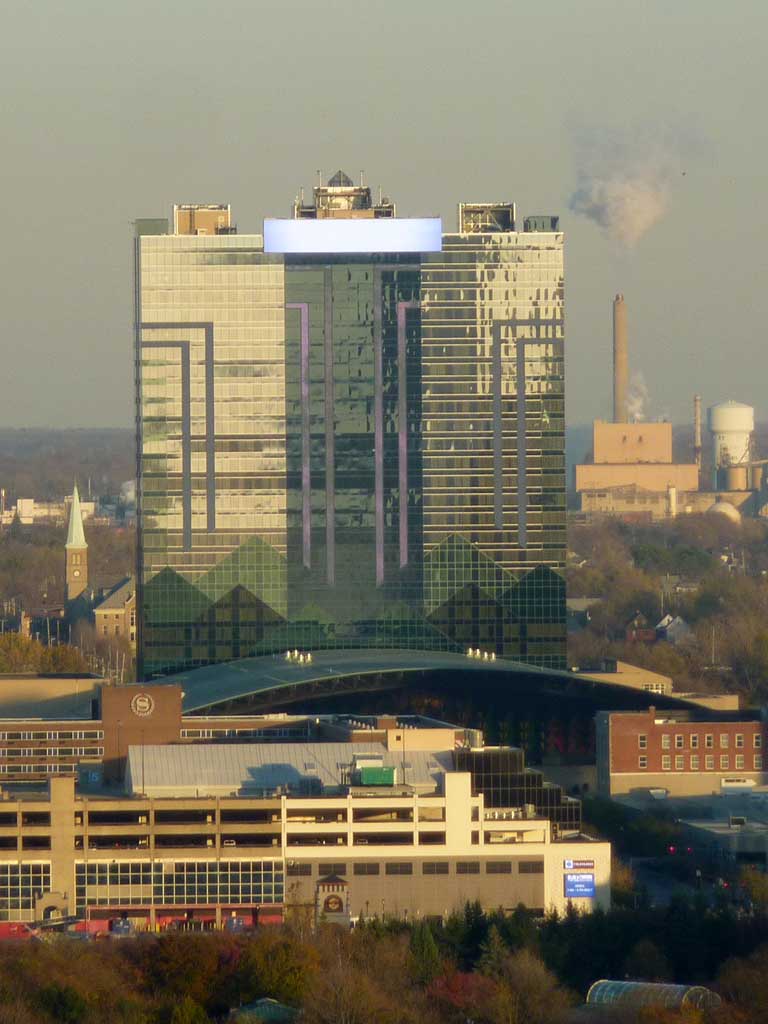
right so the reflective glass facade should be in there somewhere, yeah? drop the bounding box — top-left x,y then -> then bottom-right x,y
420,233 -> 566,664
75,859 -> 283,912
0,863 -> 50,921
135,214 -> 565,680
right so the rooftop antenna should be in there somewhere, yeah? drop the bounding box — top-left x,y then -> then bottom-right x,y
360,169 -> 365,187
378,185 -> 383,205
316,169 -> 323,186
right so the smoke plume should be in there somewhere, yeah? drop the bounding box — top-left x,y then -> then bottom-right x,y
120,480 -> 136,505
569,123 -> 690,246
626,371 -> 649,422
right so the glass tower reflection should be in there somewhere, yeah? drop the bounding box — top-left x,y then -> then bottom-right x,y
134,184 -> 565,680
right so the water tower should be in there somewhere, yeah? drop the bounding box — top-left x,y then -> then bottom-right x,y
708,400 -> 754,490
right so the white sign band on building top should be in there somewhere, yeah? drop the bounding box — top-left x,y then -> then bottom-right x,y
263,218 -> 443,254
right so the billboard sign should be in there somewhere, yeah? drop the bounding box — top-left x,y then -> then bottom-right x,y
263,217 -> 443,254
564,873 -> 595,899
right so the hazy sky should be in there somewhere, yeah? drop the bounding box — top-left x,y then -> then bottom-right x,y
1,0 -> 766,428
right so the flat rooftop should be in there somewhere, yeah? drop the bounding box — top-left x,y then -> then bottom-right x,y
126,742 -> 454,797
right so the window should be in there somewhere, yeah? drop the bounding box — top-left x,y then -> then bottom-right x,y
756,755 -> 763,770
706,755 -> 715,770
287,863 -> 311,877
661,735 -> 671,750
323,864 -> 346,876
638,756 -> 648,769
519,861 -> 544,874
385,863 -> 412,875
720,734 -> 729,749
721,755 -> 729,769
755,734 -> 763,749
736,734 -> 744,749
486,862 -> 512,874
735,755 -> 745,770
662,756 -> 671,771
705,735 -> 714,748
638,734 -> 647,749
353,863 -> 380,876
691,735 -> 699,749
456,862 -> 480,875
691,755 -> 700,771
675,756 -> 684,770
422,863 -> 448,875
675,735 -> 684,749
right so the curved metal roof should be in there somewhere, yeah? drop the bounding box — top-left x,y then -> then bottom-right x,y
586,980 -> 721,1009
153,648 -> 711,715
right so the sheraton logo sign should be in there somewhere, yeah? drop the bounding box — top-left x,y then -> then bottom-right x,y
130,692 -> 155,718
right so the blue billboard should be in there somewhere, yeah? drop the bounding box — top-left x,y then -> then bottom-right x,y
564,872 -> 595,899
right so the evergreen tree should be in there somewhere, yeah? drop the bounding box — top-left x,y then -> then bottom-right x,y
409,921 -> 442,984
478,925 -> 508,979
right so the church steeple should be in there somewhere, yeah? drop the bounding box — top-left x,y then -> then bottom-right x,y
65,483 -> 88,602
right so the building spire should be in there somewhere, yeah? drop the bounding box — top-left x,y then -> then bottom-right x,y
66,483 -> 87,549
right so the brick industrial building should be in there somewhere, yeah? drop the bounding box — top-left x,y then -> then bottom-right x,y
596,708 -> 766,797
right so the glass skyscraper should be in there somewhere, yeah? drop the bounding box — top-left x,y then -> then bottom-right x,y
134,178 -> 565,681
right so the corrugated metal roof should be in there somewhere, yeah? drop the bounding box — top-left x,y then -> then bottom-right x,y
126,742 -> 453,794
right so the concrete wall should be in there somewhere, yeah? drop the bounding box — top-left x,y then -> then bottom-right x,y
593,422 -> 672,464
286,857 -> 547,919
575,463 -> 700,492
607,770 -> 768,797
578,662 -> 672,695
0,676 -> 102,718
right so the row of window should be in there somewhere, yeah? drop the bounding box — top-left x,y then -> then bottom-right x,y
180,728 -> 300,739
79,862 -> 278,885
0,749 -> 103,758
0,732 -> 103,741
640,732 -> 762,751
0,764 -> 76,775
638,754 -> 764,771
286,860 -> 544,877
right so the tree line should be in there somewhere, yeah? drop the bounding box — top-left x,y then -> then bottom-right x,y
568,513 -> 768,701
4,897 -> 768,1022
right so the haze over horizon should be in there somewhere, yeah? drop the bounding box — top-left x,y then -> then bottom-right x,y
1,0 -> 765,429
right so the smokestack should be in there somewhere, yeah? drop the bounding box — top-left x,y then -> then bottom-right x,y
613,294 -> 628,423
694,394 -> 702,470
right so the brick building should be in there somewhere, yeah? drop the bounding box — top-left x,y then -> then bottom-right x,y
596,708 -> 767,797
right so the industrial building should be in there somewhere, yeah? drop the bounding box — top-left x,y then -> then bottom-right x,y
135,173 -> 566,680
0,716 -> 609,931
596,708 -> 767,798
575,296 -> 766,521
575,295 -> 699,518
